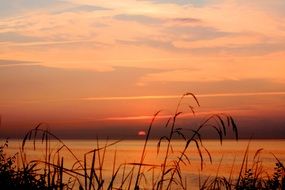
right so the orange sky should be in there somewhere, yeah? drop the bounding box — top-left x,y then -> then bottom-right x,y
0,0 -> 285,138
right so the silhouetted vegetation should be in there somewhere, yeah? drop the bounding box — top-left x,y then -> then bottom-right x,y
0,140 -> 53,190
0,93 -> 284,189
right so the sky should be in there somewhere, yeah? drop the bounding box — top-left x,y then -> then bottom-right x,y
0,0 -> 285,139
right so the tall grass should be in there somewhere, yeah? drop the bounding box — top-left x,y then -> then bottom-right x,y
0,93 -> 284,189
200,144 -> 285,190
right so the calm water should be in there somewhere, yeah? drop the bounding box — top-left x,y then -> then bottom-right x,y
4,139 -> 285,189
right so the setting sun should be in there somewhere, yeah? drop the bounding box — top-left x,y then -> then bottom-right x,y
138,130 -> 146,136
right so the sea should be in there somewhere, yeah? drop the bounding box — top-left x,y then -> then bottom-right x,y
3,139 -> 285,189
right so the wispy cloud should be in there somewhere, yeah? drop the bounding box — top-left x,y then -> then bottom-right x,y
0,32 -> 41,43
142,0 -> 207,6
0,0 -> 61,17
99,106 -> 268,121
0,59 -> 38,66
57,5 -> 109,13
81,91 -> 285,101
2,39 -> 106,47
2,91 -> 285,106
171,17 -> 202,24
114,14 -> 162,24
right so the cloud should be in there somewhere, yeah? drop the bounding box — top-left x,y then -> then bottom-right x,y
166,26 -> 231,41
1,60 -> 284,109
236,0 -> 285,17
54,4 -> 110,14
137,58 -> 285,84
170,17 -> 202,24
63,5 -> 108,12
0,0 -> 62,17
114,14 -> 201,25
0,59 -> 38,66
142,0 -> 209,6
0,0 -> 285,75
185,42 -> 285,56
0,32 -> 41,43
117,38 -> 175,51
0,65 -> 158,101
114,14 -> 162,24
3,39 -> 107,48
81,91 -> 285,102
